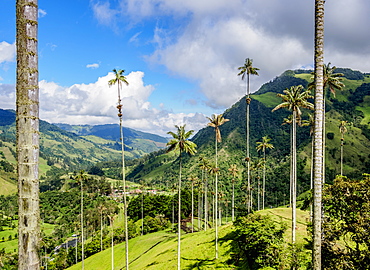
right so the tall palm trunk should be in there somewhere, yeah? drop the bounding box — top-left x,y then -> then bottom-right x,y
262,150 -> 266,210
246,74 -> 252,212
292,111 -> 297,244
340,133 -> 344,176
204,175 -> 208,231
16,1 -> 40,268
191,180 -> 194,233
232,180 -> 235,221
313,1 -> 325,268
215,140 -> 219,259
81,181 -> 84,269
119,117 -> 129,270
177,152 -> 183,270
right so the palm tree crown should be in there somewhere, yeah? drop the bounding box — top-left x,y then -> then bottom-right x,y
272,85 -> 314,122
207,114 -> 230,143
166,124 -> 197,270
256,136 -> 274,154
237,58 -> 260,82
108,69 -> 129,103
308,62 -> 345,96
167,125 -> 197,155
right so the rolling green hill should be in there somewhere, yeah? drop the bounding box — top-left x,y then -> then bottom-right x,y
125,68 -> 370,208
66,208 -> 310,270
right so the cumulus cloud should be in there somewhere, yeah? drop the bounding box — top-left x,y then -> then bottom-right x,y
91,1 -> 119,27
86,63 -> 99,69
0,42 -> 15,63
110,0 -> 370,110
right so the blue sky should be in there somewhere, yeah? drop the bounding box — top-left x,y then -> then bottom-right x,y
1,0 -> 370,136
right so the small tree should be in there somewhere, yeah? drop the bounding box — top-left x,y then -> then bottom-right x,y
322,174 -> 370,269
225,213 -> 287,269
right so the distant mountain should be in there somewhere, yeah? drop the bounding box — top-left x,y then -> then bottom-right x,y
124,67 -> 370,207
0,109 -> 167,179
55,123 -> 167,145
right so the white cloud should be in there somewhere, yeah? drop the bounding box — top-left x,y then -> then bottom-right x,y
34,71 -> 207,136
0,42 -> 16,63
86,63 -> 99,69
38,9 -> 47,18
91,1 -> 119,27
117,0 -> 370,110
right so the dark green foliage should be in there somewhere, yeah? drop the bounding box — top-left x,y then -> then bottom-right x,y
322,175 -> 370,269
334,68 -> 364,80
349,83 -> 370,105
256,74 -> 308,95
88,165 -> 104,176
327,132 -> 334,140
127,194 -> 172,222
224,213 -> 287,269
0,160 -> 14,172
142,215 -> 170,234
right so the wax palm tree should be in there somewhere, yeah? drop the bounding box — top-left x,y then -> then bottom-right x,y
256,136 -> 274,210
75,170 -> 88,269
308,62 -> 345,185
238,58 -> 260,213
228,164 -> 239,221
199,156 -> 210,230
272,85 -> 313,244
167,125 -> 197,270
188,175 -> 198,233
16,0 -> 40,268
301,114 -> 315,221
313,1 -> 325,267
339,120 -> 348,176
207,113 -> 229,259
108,68 -> 130,270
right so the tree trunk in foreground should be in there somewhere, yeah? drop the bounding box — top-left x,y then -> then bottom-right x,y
16,0 -> 40,269
313,0 -> 325,269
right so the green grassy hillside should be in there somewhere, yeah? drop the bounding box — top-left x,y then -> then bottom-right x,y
66,208 -> 309,270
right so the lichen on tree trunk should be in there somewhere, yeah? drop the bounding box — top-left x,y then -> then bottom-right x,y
16,0 -> 40,269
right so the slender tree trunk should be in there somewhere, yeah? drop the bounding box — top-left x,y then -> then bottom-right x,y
215,140 -> 219,259
204,175 -> 208,231
110,217 -> 114,270
119,118 -> 129,270
340,134 -> 344,176
310,137 -> 314,222
263,150 -> 266,210
313,1 -> 325,268
232,180 -> 235,221
191,181 -> 194,233
246,74 -> 252,213
177,153 -> 182,270
100,210 -> 103,252
292,111 -> 297,244
141,193 -> 144,236
81,181 -> 84,269
16,0 -> 40,269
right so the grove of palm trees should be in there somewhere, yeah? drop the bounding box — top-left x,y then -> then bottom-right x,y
5,0 -> 370,269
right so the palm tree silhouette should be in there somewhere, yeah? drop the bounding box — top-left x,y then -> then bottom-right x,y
256,136 -> 274,210
207,113 -> 229,259
167,125 -> 197,270
238,58 -> 260,213
108,68 -> 130,269
228,164 -> 239,221
272,85 -> 313,243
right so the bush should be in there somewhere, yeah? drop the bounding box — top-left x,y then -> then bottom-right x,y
224,213 -> 287,269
